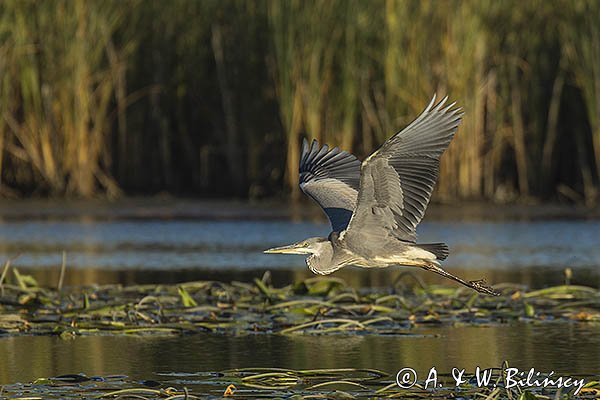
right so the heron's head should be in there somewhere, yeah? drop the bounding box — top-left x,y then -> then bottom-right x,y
263,237 -> 328,255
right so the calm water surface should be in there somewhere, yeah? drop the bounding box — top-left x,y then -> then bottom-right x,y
1,219 -> 599,271
0,200 -> 599,287
1,324 -> 599,384
0,200 -> 599,384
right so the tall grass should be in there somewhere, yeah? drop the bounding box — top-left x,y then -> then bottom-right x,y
0,0 -> 132,197
562,0 -> 600,203
0,0 -> 599,203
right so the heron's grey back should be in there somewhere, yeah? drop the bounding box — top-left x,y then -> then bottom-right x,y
299,139 -> 361,232
345,95 -> 462,248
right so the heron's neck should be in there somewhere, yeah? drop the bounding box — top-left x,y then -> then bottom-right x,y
306,240 -> 335,274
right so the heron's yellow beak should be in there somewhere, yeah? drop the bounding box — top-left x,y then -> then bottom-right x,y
263,243 -> 306,254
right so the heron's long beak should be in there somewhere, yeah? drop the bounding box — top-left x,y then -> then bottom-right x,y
263,243 -> 306,254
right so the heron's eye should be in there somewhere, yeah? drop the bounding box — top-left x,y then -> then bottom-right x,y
303,242 -> 309,247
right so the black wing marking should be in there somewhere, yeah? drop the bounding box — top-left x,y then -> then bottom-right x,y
299,138 -> 361,232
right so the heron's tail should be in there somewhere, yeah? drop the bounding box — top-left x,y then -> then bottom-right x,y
418,243 -> 449,260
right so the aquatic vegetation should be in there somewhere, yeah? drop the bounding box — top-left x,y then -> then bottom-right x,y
0,271 -> 598,337
1,1 -> 600,201
1,271 -> 598,398
0,368 -> 597,399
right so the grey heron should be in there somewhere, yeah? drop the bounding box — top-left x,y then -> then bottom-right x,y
265,95 -> 499,296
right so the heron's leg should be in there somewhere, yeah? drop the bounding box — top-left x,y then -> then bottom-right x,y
420,262 -> 500,296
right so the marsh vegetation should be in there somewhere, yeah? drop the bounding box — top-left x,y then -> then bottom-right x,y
1,273 -> 599,398
1,1 -> 600,203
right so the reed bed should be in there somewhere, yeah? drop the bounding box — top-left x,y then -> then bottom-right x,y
0,270 -> 598,337
1,367 -> 598,399
1,1 -> 600,202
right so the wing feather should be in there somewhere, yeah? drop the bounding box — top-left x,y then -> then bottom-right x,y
345,95 -> 462,246
299,138 -> 361,232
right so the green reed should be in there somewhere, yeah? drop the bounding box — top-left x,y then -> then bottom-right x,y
1,0 -> 600,202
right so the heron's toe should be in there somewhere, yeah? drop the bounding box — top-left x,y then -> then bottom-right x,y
468,279 -> 501,296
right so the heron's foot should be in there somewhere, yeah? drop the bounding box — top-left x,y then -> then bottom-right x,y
419,262 -> 500,296
468,279 -> 500,296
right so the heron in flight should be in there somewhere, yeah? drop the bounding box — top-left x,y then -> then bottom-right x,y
265,96 -> 499,296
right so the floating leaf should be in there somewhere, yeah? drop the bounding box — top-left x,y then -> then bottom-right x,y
178,286 -> 198,307
524,302 -> 535,317
518,390 -> 538,400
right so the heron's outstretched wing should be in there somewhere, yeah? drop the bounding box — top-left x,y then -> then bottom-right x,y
344,95 -> 462,245
299,138 -> 361,232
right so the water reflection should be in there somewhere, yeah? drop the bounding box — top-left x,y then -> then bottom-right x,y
1,324 -> 598,385
0,218 -> 599,288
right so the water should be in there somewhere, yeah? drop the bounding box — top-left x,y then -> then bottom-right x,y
2,219 -> 600,272
0,200 -> 599,385
1,324 -> 599,385
0,200 -> 599,287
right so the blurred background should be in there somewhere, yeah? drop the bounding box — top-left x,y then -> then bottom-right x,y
1,0 -> 599,204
